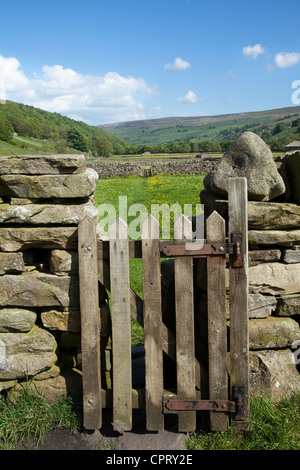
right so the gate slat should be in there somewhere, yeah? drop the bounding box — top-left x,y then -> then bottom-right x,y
78,216 -> 102,430
109,217 -> 132,432
174,215 -> 196,432
228,177 -> 249,434
206,211 -> 228,431
142,215 -> 164,431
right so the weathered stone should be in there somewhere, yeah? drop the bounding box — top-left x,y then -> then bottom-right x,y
248,294 -> 277,318
250,349 -> 300,401
0,379 -> 17,392
203,132 -> 285,201
0,226 -> 78,251
0,252 -> 26,274
0,273 -> 79,307
275,160 -> 292,201
49,250 -> 78,275
249,229 -> 300,247
275,296 -> 300,316
0,325 -> 57,380
248,249 -> 282,267
41,308 -> 81,332
0,200 -> 99,225
282,150 -> 300,203
201,189 -> 300,230
0,308 -> 36,332
249,262 -> 300,295
283,246 -> 300,264
249,316 -> 300,350
0,168 -> 98,199
8,368 -> 82,403
247,201 -> 300,230
0,154 -> 86,175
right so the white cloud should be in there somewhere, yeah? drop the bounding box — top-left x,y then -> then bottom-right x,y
164,57 -> 191,71
224,70 -> 237,80
176,90 -> 199,103
243,44 -> 265,59
275,52 -> 300,68
0,54 -> 159,124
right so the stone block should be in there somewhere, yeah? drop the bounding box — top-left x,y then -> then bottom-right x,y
41,308 -> 81,332
0,168 -> 98,199
283,246 -> 300,264
0,154 -> 86,175
201,190 -> 300,230
248,294 -> 277,318
0,272 -> 79,307
49,250 -> 78,275
275,296 -> 300,316
0,308 -> 37,332
0,325 -> 57,380
0,200 -> 99,225
0,252 -> 26,274
0,226 -> 78,251
250,349 -> 300,401
248,249 -> 282,267
249,262 -> 300,295
282,150 -> 300,203
249,229 -> 300,247
249,316 -> 300,350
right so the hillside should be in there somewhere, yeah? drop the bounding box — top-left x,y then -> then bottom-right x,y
100,106 -> 300,151
0,101 -> 128,156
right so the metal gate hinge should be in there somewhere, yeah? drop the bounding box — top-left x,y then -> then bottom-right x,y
164,386 -> 245,418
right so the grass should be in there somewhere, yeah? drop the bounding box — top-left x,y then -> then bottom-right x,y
95,173 -> 206,345
0,387 -> 298,450
0,387 -> 82,450
186,394 -> 300,450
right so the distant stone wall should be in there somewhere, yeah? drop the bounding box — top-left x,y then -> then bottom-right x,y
87,158 -> 216,177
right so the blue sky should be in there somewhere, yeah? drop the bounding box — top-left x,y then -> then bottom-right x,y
1,0 -> 300,125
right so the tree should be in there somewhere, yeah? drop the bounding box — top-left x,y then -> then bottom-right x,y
66,127 -> 88,152
94,135 -> 114,157
0,115 -> 14,142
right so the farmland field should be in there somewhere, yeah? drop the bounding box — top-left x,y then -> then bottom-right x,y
95,173 -> 206,344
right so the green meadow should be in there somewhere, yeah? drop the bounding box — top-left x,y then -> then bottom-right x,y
95,173 -> 206,344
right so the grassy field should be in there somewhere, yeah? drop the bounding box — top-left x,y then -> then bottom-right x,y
95,173 -> 206,344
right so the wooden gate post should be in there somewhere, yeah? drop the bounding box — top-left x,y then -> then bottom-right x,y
109,217 -> 132,432
142,215 -> 164,431
228,177 -> 250,434
78,216 -> 102,430
206,211 -> 228,431
174,215 -> 196,432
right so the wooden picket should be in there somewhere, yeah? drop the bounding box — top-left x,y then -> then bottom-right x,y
78,177 -> 250,435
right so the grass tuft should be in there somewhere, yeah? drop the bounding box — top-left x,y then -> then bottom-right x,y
0,387 -> 82,450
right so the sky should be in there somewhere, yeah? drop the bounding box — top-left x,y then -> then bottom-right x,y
0,0 -> 300,125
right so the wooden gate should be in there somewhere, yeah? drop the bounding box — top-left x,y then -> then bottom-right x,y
78,177 -> 249,435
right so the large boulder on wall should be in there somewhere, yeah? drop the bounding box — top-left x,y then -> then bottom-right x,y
203,132 -> 286,201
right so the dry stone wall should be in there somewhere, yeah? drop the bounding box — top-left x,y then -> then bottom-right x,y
0,154 -> 111,401
87,158 -> 216,178
200,132 -> 300,401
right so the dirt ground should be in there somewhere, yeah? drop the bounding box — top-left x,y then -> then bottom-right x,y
19,410 -> 188,451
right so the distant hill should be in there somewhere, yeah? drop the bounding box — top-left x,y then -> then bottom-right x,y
99,106 -> 300,151
0,100 -> 128,156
